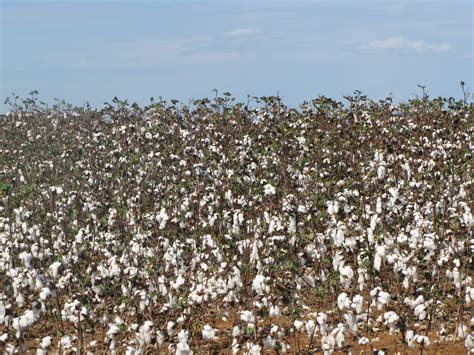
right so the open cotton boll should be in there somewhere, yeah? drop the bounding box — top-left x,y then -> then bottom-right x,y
48,261 -> 62,278
252,274 -> 269,294
321,334 -> 335,355
240,310 -> 254,323
376,197 -> 382,214
337,293 -> 351,310
344,312 -> 358,332
383,311 -> 399,334
465,334 -> 474,353
339,265 -> 353,290
331,323 -> 345,348
294,320 -> 304,331
317,313 -> 328,336
264,184 -> 276,196
202,324 -> 216,341
414,304 -> 427,320
352,295 -> 364,314
374,245 -> 386,272
269,305 -> 280,317
305,320 -> 316,336
40,336 -> 52,349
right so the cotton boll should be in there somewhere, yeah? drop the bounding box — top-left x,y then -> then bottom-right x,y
337,293 -> 351,310
240,310 -> 254,323
374,245 -> 386,272
339,265 -> 353,290
262,335 -> 276,349
252,274 -> 269,294
321,334 -> 335,355
269,305 -> 280,317
305,320 -> 316,336
352,295 -> 364,314
264,184 -> 276,196
167,321 -> 176,337
40,336 -> 52,349
294,320 -> 304,331
39,287 -> 51,301
383,311 -> 399,334
49,261 -> 62,278
317,313 -> 328,336
331,323 -> 345,348
414,304 -> 426,320
465,334 -> 474,353
202,324 -> 216,341
344,312 -> 358,332
377,165 -> 386,181
377,291 -> 391,310
376,197 -> 382,214
232,326 -> 241,338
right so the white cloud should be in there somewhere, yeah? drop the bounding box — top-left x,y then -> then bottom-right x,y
222,27 -> 261,39
45,36 -> 238,69
360,36 -> 450,54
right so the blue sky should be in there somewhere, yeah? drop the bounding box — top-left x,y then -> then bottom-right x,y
1,0 -> 472,111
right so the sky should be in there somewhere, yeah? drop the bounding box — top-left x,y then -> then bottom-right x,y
1,0 -> 472,111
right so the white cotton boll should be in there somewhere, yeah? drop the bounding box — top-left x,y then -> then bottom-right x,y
367,228 -> 374,245
344,312 -> 358,332
241,311 -> 254,323
376,197 -> 382,214
176,341 -> 191,355
156,208 -> 169,229
40,336 -> 52,349
383,311 -> 399,334
305,320 -> 316,336
202,324 -> 216,341
167,321 -> 176,337
374,245 -> 386,272
264,184 -> 276,196
352,295 -> 364,314
456,324 -> 468,339
415,335 -> 430,347
173,275 -> 185,290
49,261 -> 62,278
405,330 -> 416,348
377,291 -> 391,310
334,228 -> 345,247
252,275 -> 269,295
107,324 -> 120,337
339,265 -> 353,290
294,320 -> 304,331
269,305 -> 280,317
465,334 -> 474,353
322,334 -> 335,355
337,293 -> 351,310
39,287 -> 51,301
232,326 -> 241,338
332,324 -> 345,348
288,215 -> 297,235
377,165 -> 385,181
60,336 -> 72,349
358,337 -> 369,345
332,253 -> 343,272
317,313 -> 328,336
414,304 -> 426,320
262,335 -> 276,349
327,201 -> 335,216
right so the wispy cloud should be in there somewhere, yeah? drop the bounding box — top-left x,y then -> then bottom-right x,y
45,36 -> 239,69
359,36 -> 450,54
222,27 -> 261,39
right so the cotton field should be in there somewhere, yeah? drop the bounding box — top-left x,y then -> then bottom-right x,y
0,93 -> 472,354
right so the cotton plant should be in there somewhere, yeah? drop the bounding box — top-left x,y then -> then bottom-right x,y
0,92 -> 471,352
